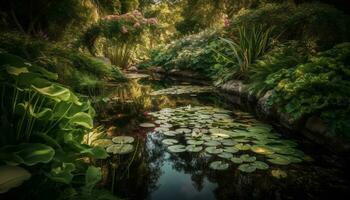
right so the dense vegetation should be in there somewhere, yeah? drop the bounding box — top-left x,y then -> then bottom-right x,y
0,0 -> 349,199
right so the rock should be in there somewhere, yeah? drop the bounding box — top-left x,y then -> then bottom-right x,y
305,116 -> 328,134
128,66 -> 138,71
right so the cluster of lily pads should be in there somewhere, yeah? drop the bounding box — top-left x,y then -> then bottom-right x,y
94,136 -> 135,155
150,85 -> 213,96
145,106 -> 310,172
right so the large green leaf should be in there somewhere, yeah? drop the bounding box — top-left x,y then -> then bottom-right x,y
81,146 -> 109,159
0,165 -> 31,194
0,143 -> 55,166
47,162 -> 75,184
68,112 -> 94,129
83,166 -> 102,196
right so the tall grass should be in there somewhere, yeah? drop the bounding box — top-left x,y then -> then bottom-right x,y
214,25 -> 274,81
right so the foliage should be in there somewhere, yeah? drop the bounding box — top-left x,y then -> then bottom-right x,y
0,32 -> 125,92
213,25 -> 274,82
264,43 -> 350,137
0,0 -> 95,39
229,3 -> 350,50
248,41 -> 308,96
140,30 -> 224,78
82,10 -> 158,68
0,53 -> 109,195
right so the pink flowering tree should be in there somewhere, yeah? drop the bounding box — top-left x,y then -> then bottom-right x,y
82,10 -> 158,68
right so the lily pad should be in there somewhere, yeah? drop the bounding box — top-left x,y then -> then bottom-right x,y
204,141 -> 221,147
209,161 -> 229,170
221,139 -> 237,146
240,154 -> 256,162
154,127 -> 169,133
223,147 -> 239,153
238,164 -> 256,173
235,143 -> 251,150
231,157 -> 243,164
112,136 -> 134,144
175,128 -> 191,134
251,145 -> 274,155
218,152 -> 233,159
162,139 -> 178,145
163,131 -> 177,136
106,144 -> 134,155
252,161 -> 269,170
186,145 -> 203,152
205,147 -> 223,154
187,140 -> 204,145
267,157 -> 291,165
139,123 -> 156,128
168,145 -> 186,153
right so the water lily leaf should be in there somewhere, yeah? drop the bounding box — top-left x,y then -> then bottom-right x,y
175,128 -> 191,134
221,139 -> 237,146
271,169 -> 288,179
223,147 -> 239,153
162,139 -> 178,145
139,123 -> 156,128
204,141 -> 221,147
0,143 -> 55,166
213,114 -> 231,119
187,140 -> 204,145
106,144 -> 134,155
160,124 -> 172,128
186,145 -> 203,152
154,127 -> 169,133
235,143 -> 251,150
205,147 -> 223,154
168,145 -> 186,153
251,145 -> 274,155
252,161 -> 269,170
0,165 -> 31,194
240,154 -> 256,162
209,128 -> 231,138
218,152 -> 233,159
231,157 -> 243,164
112,136 -> 134,144
163,130 -> 177,136
238,164 -> 256,173
209,161 -> 229,170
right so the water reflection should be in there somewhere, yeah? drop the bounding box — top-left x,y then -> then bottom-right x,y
97,75 -> 350,200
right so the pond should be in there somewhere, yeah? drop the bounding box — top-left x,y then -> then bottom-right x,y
95,74 -> 350,200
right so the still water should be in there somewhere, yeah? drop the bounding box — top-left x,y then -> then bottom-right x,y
97,74 -> 350,200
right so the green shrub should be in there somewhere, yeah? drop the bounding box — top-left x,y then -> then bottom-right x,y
0,53 -> 109,188
265,42 -> 350,137
248,41 -> 308,96
141,30 -> 223,78
229,3 -> 350,50
213,25 -> 274,82
0,32 -> 125,92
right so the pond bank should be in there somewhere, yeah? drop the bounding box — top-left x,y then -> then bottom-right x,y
146,68 -> 350,154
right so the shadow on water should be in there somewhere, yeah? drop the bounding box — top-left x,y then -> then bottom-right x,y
96,74 -> 350,200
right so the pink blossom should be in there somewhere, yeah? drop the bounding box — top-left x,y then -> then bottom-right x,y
133,22 -> 141,28
147,18 -> 158,25
121,26 -> 128,33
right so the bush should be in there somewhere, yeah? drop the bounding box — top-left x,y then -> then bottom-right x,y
264,43 -> 350,137
140,30 -> 224,78
248,41 -> 309,96
0,32 -> 125,92
229,3 -> 350,50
